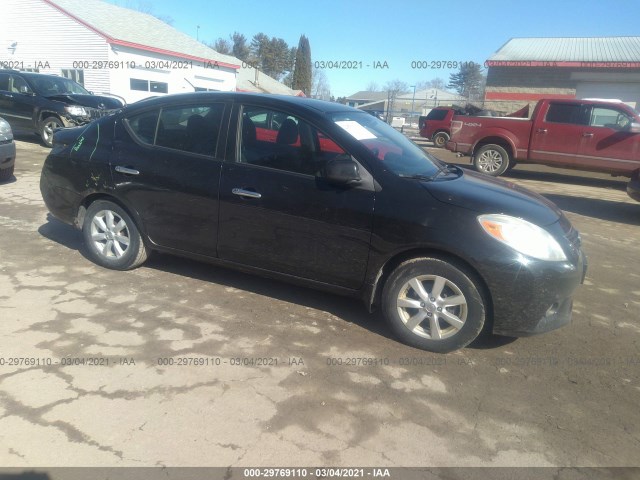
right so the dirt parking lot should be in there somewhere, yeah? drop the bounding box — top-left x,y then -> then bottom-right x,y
0,136 -> 639,468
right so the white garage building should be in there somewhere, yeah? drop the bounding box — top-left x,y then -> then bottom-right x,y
0,0 -> 241,103
484,37 -> 640,112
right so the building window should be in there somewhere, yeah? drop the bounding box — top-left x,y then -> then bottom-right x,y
130,78 -> 149,91
150,81 -> 168,94
61,69 -> 84,86
130,78 -> 168,94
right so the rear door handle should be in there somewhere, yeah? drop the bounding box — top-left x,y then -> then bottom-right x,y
582,132 -> 594,138
232,188 -> 262,199
536,128 -> 547,134
114,166 -> 140,175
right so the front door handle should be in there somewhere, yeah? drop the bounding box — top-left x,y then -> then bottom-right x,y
114,166 -> 140,175
582,132 -> 594,138
536,128 -> 548,134
232,188 -> 262,199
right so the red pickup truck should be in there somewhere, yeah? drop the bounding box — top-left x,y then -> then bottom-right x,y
446,99 -> 640,201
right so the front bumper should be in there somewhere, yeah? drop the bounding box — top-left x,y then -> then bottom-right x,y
486,244 -> 587,338
0,140 -> 16,172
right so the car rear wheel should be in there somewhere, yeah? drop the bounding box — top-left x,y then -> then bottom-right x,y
382,257 -> 486,353
40,116 -> 63,148
82,200 -> 148,270
433,131 -> 450,148
474,144 -> 511,176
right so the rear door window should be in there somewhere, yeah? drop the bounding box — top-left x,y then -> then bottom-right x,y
545,103 -> 586,125
124,103 -> 224,156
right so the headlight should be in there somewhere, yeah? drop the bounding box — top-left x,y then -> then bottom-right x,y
478,214 -> 567,261
0,118 -> 12,137
65,105 -> 88,116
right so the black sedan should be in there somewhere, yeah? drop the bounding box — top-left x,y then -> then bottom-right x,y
40,92 -> 586,352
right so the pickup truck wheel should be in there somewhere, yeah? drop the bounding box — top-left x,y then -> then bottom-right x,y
40,117 -> 63,148
82,200 -> 148,270
474,144 -> 510,176
433,132 -> 450,148
381,257 -> 486,353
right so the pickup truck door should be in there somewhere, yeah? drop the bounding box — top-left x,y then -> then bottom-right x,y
578,105 -> 640,175
529,102 -> 588,167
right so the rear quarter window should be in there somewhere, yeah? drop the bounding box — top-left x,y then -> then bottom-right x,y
125,110 -> 160,144
426,109 -> 449,121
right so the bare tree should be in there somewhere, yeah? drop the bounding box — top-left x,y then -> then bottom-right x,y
207,38 -> 231,55
384,79 -> 409,122
366,81 -> 380,92
415,78 -> 447,92
312,68 -> 331,100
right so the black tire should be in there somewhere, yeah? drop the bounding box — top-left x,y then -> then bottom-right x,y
40,116 -> 63,147
432,131 -> 450,148
473,144 -> 511,177
82,200 -> 148,270
381,257 -> 486,353
0,165 -> 14,182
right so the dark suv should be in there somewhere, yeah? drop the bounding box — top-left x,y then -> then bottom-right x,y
0,70 -> 123,147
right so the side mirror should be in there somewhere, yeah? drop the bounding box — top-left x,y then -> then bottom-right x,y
629,122 -> 640,134
322,157 -> 361,186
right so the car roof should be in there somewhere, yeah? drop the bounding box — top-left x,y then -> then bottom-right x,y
123,91 -> 358,115
0,69 -> 62,79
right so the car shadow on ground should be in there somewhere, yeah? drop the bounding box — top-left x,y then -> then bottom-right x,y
503,168 -> 627,191
38,214 -> 519,353
12,131 -> 44,147
543,194 -> 640,226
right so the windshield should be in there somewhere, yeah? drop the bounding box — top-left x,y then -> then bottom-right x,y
28,76 -> 90,96
331,111 -> 441,177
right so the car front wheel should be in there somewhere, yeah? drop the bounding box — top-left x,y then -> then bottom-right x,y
82,200 -> 148,270
40,116 -> 63,147
382,257 -> 486,353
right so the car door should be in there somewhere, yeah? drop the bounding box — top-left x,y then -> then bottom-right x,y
0,73 -> 35,131
111,101 -> 229,257
577,105 -> 640,175
217,103 -> 375,290
529,102 -> 588,167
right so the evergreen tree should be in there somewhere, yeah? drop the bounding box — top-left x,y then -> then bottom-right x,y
292,35 -> 312,95
231,32 -> 250,62
447,62 -> 485,100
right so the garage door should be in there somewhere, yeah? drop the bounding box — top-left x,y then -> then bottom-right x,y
576,82 -> 640,108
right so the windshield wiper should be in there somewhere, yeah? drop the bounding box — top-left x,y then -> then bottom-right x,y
431,163 -> 463,180
398,173 -> 433,181
399,164 -> 463,182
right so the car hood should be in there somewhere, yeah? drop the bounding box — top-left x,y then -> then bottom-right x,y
45,94 -> 123,109
424,169 -> 563,226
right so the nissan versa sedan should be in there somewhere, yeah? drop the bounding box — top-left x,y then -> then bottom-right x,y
40,92 -> 587,353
